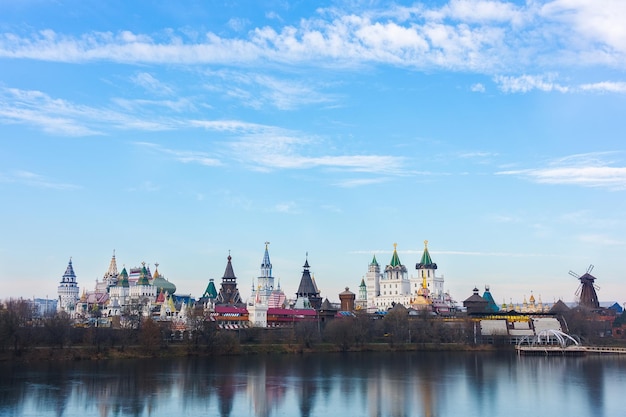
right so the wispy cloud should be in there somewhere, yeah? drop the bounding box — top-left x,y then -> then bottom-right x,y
202,70 -> 336,110
458,151 -> 498,162
1,1 -> 625,75
130,72 -> 174,95
0,170 -> 80,190
495,74 -> 569,93
489,214 -> 522,223
0,88 -> 101,136
193,120 -> 407,175
272,202 -> 298,213
112,97 -> 195,113
497,152 -> 626,190
577,234 -> 625,246
126,180 -> 160,193
579,81 -> 626,93
134,142 -> 222,166
0,87 -> 179,135
470,83 -> 486,93
495,74 -> 626,94
333,178 -> 389,188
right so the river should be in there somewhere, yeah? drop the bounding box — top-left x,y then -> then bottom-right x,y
1,351 -> 625,417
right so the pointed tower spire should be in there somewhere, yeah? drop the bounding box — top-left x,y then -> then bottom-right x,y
295,254 -> 321,309
216,253 -> 242,305
261,241 -> 272,278
137,262 -> 150,286
417,240 -> 437,270
389,243 -> 401,267
57,258 -> 79,313
107,250 -> 118,276
63,258 -> 76,280
203,278 -> 218,299
118,267 -> 129,287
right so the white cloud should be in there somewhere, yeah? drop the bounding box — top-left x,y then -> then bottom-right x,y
134,142 -> 222,167
112,97 -> 194,113
1,170 -> 80,190
490,214 -> 521,223
0,1 -> 623,74
470,83 -> 485,92
434,0 -> 529,25
202,70 -> 336,110
130,72 -> 174,95
227,18 -> 250,33
541,0 -> 626,53
458,151 -> 498,159
577,234 -> 625,246
334,178 -> 389,188
497,152 -> 626,190
494,74 -> 569,93
190,119 -> 270,133
193,120 -> 407,175
579,81 -> 626,93
273,202 -> 298,213
0,87 -> 179,135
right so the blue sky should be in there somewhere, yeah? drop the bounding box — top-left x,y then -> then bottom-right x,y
1,0 -> 625,306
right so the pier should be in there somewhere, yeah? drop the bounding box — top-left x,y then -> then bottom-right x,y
516,344 -> 626,356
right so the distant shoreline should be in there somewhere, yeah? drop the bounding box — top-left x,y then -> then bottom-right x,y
0,342 -> 503,363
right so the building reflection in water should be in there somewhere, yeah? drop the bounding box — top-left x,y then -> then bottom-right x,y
1,352 -> 625,417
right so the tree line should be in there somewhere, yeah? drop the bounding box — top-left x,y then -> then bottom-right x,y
1,298 -> 622,360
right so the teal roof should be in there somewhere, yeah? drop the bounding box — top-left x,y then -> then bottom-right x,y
153,275 -> 176,295
416,240 -> 438,270
137,264 -> 150,286
371,255 -> 379,266
359,278 -> 366,288
482,287 -> 500,313
389,244 -> 401,267
420,247 -> 433,265
204,279 -> 218,299
117,268 -> 129,287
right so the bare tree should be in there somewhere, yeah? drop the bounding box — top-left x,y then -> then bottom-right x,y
384,305 -> 409,345
43,312 -> 72,349
0,298 -> 32,353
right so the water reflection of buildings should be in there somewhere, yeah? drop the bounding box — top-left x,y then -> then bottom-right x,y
3,353 -> 626,417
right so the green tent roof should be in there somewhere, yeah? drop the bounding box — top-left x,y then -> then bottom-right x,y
137,264 -> 150,286
389,244 -> 401,267
204,279 -> 218,299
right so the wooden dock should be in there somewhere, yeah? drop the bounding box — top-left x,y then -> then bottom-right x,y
516,345 -> 626,356
583,346 -> 626,355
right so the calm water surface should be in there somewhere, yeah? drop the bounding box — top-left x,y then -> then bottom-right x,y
1,351 -> 625,417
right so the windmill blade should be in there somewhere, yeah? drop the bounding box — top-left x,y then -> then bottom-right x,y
569,270 -> 580,278
575,284 -> 582,297
587,264 -> 594,274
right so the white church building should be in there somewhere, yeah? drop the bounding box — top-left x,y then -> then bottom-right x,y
364,241 -> 448,312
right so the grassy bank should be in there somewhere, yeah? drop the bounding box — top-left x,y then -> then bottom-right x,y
0,342 -> 504,363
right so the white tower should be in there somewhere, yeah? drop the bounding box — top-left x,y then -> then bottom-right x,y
415,240 -> 444,299
57,258 -> 79,314
366,255 -> 382,310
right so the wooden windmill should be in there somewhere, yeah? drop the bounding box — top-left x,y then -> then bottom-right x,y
569,265 -> 600,309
